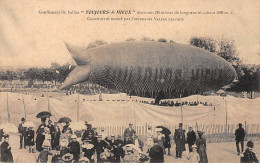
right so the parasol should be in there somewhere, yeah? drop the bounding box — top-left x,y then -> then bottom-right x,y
58,117 -> 72,123
0,123 -> 18,134
36,111 -> 52,118
23,121 -> 36,128
69,121 -> 86,131
155,126 -> 171,135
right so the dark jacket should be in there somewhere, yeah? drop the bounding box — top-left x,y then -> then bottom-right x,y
47,124 -> 55,136
0,141 -> 14,163
18,123 -> 26,135
241,149 -> 259,163
149,144 -> 164,163
235,128 -> 245,142
123,128 -> 136,138
187,130 -> 197,144
26,129 -> 35,146
68,141 -> 80,156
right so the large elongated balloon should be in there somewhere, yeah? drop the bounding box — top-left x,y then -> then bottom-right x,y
61,41 -> 236,99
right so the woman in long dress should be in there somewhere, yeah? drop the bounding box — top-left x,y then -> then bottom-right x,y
36,121 -> 46,151
196,131 -> 208,163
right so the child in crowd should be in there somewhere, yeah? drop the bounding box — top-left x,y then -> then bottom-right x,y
36,140 -> 53,163
187,145 -> 200,163
26,127 -> 35,153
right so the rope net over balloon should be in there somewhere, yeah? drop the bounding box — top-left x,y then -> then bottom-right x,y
84,63 -> 234,100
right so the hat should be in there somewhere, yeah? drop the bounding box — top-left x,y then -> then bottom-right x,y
21,118 -> 25,121
117,135 -> 122,138
239,123 -> 242,126
84,121 -> 88,126
129,123 -> 133,125
198,131 -> 203,136
62,153 -> 73,162
60,139 -> 69,147
148,126 -> 152,129
246,141 -> 254,148
179,123 -> 183,127
191,145 -> 197,149
111,135 -> 115,137
101,129 -> 105,131
155,128 -> 162,132
71,135 -> 77,139
153,138 -> 159,143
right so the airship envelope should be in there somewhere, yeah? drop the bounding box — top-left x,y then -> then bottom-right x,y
61,41 -> 236,99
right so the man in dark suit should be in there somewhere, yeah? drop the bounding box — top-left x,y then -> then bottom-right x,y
187,126 -> 196,152
149,138 -> 164,163
174,123 -> 186,159
18,117 -> 26,149
123,123 -> 136,142
94,134 -> 108,163
235,123 -> 246,155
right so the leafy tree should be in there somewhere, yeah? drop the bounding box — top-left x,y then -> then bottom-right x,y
189,36 -> 259,93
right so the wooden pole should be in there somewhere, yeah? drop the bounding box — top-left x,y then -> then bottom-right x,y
47,91 -> 50,113
213,94 -> 216,110
22,95 -> 27,119
225,98 -> 228,133
77,93 -> 80,122
180,93 -> 183,124
7,92 -> 10,123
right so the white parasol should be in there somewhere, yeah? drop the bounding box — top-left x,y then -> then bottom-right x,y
0,123 -> 18,134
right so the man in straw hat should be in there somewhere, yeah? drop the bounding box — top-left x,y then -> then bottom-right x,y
174,123 -> 186,159
18,117 -> 26,149
82,138 -> 95,163
149,138 -> 164,163
59,139 -> 70,157
68,135 -> 80,162
240,141 -> 259,163
94,134 -> 109,163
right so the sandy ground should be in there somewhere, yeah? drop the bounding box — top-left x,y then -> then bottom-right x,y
5,133 -> 259,163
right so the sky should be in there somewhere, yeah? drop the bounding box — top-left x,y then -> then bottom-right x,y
0,0 -> 259,68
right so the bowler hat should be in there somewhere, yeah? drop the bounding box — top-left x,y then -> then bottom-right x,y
21,118 -> 25,121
